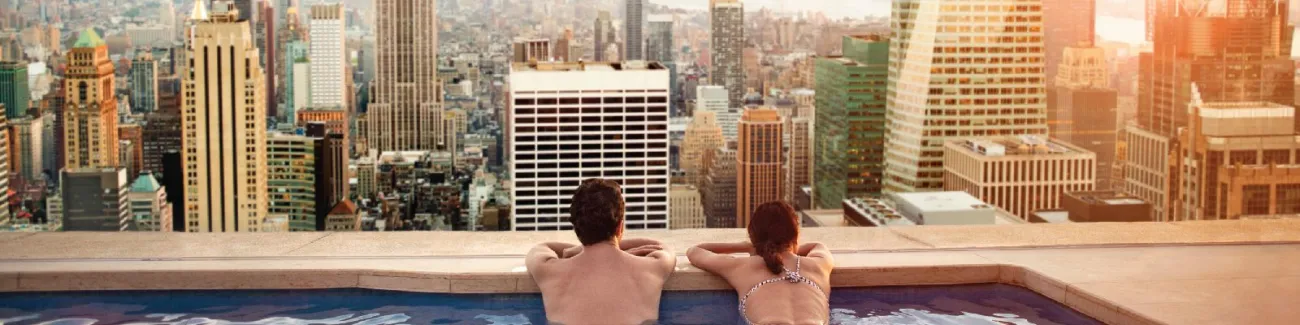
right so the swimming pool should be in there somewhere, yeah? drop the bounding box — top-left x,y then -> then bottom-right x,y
0,284 -> 1100,325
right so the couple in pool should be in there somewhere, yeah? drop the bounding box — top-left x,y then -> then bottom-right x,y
526,179 -> 834,325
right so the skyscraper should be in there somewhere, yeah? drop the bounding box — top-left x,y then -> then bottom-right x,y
1052,45 -> 1118,189
884,0 -> 1049,193
702,146 -> 737,228
508,61 -> 671,231
1140,0 -> 1294,138
594,10 -> 616,62
813,35 -> 888,208
0,61 -> 27,119
267,132 -> 317,231
646,14 -> 677,114
64,29 -> 120,169
736,108 -> 783,227
1042,0 -> 1095,86
308,3 -> 345,109
681,109 -> 724,187
182,0 -> 270,232
9,117 -> 41,182
624,0 -> 644,61
670,185 -> 705,229
130,53 -> 159,113
61,168 -> 128,231
710,0 -> 744,105
697,85 -> 739,141
369,0 -> 446,152
786,115 -> 811,207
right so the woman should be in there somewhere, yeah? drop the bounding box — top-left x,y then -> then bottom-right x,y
687,201 -> 834,325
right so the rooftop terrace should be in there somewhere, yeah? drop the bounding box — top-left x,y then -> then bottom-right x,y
2,220 -> 1299,324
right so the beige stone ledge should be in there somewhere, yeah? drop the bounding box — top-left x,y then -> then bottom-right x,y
3,220 -> 1300,325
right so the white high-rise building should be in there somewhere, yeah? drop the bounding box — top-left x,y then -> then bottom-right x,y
308,3 -> 345,109
697,85 -> 738,141
884,0 -> 1050,193
181,0 -> 270,232
508,61 -> 671,231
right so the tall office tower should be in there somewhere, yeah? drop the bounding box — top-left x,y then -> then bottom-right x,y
1123,122 -> 1174,221
8,117 -> 40,182
306,123 -> 348,230
267,132 -> 317,231
61,168 -> 128,231
943,137 -> 1097,220
670,184 -> 705,229
308,3 -> 345,109
162,150 -> 184,231
508,61 -> 671,231
118,124 -> 144,180
0,116 -> 9,225
813,35 -> 888,208
128,172 -> 173,232
369,0 -> 446,152
1042,0 -> 1095,86
512,39 -> 552,63
228,0 -> 254,22
681,110 -> 724,187
624,0 -> 644,61
710,0 -> 744,105
142,108 -> 181,176
702,146 -> 737,228
1175,94 -> 1300,220
63,29 -> 120,169
736,109 -> 783,227
646,15 -> 677,113
1052,45 -> 1118,189
0,61 -> 26,119
884,0 -> 1049,193
555,28 -> 573,62
1141,0 -> 1293,138
284,40 -> 309,122
129,54 -> 159,113
697,85 -> 739,141
182,1 -> 270,232
594,10 -> 615,61
786,115 -> 811,206
260,0 -> 277,118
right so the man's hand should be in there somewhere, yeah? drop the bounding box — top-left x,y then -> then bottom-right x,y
561,245 -> 583,258
625,245 -> 664,257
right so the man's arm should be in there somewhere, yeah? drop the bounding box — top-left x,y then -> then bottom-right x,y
525,242 -> 577,275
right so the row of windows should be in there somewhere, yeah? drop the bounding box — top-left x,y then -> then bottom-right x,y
516,133 -> 668,143
516,177 -> 669,189
516,124 -> 669,133
515,116 -> 668,124
515,106 -> 669,115
516,169 -> 669,180
516,196 -> 668,207
515,142 -> 668,152
514,96 -> 668,106
515,160 -> 669,170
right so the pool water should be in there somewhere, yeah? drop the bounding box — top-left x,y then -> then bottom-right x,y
0,284 -> 1100,325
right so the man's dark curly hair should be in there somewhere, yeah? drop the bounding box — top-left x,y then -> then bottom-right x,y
570,178 -> 625,246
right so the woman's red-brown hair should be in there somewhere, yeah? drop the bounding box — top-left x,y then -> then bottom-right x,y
748,201 -> 800,275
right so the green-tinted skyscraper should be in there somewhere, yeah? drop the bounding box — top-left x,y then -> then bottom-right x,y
0,61 -> 28,119
813,35 -> 888,209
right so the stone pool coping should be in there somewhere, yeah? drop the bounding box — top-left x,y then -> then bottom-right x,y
3,219 -> 1299,325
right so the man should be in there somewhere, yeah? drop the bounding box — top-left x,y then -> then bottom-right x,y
526,178 -> 677,325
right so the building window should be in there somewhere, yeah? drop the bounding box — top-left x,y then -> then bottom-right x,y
1242,185 -> 1271,216
1278,184 -> 1300,214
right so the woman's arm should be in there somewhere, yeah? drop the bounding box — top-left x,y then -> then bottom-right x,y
797,242 -> 834,270
686,242 -> 752,275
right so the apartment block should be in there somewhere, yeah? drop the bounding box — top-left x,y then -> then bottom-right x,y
944,136 -> 1096,220
508,61 -> 671,230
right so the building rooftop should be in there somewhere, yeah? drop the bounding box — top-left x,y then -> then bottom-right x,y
950,136 -> 1090,157
893,191 -> 992,213
73,28 -> 105,48
129,173 -> 162,193
511,61 -> 666,72
1066,191 -> 1149,206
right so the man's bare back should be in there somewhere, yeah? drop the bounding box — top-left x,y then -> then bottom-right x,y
526,238 -> 676,325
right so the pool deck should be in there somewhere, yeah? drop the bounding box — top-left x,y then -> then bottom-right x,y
1,220 -> 1298,324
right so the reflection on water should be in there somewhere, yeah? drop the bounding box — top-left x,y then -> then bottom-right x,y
0,285 -> 1097,325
